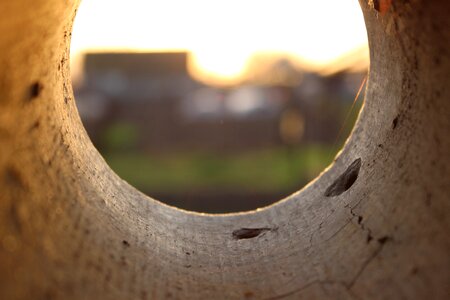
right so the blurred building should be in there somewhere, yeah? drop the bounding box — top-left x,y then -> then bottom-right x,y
75,51 -> 365,153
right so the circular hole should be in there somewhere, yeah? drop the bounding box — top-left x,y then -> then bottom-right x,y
70,0 -> 368,213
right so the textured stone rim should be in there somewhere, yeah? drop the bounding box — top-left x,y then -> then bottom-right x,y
0,0 -> 449,299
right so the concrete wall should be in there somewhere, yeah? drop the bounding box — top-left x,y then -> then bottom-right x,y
0,0 -> 448,299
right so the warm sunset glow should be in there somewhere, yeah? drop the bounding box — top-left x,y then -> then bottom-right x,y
71,0 -> 368,85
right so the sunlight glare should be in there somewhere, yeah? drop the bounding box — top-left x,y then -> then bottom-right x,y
70,0 -> 368,85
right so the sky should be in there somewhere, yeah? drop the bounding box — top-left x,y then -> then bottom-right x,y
70,0 -> 369,85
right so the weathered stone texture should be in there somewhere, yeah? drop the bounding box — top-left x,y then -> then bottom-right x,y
0,0 -> 448,299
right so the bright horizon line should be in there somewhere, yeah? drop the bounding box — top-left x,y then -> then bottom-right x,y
71,45 -> 369,87
70,0 -> 369,86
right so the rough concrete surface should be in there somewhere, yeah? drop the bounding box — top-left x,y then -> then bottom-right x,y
0,0 -> 449,299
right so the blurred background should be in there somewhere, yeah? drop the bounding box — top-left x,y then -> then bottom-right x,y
71,0 -> 369,213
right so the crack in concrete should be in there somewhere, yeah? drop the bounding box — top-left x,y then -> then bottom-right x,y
264,280 -> 346,300
348,207 -> 374,243
266,237 -> 390,299
324,219 -> 352,242
279,201 -> 392,299
345,239 -> 389,289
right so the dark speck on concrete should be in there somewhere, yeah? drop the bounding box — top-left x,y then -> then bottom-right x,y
325,158 -> 362,197
392,116 -> 399,129
27,82 -> 43,101
232,227 -> 273,240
